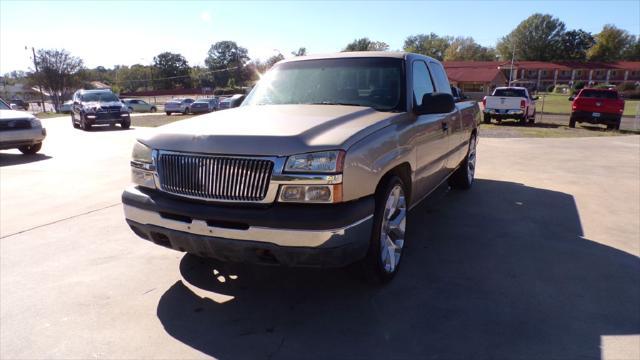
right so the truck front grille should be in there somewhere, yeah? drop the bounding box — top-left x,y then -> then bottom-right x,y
157,152 -> 274,202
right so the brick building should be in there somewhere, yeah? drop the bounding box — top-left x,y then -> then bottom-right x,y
444,61 -> 640,97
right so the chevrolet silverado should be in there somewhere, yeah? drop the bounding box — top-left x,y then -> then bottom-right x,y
122,52 -> 480,283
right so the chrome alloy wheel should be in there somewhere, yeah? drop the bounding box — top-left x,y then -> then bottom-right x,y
380,184 -> 407,273
467,136 -> 477,184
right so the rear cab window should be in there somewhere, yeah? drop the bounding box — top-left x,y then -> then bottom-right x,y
493,88 -> 527,97
579,89 -> 619,99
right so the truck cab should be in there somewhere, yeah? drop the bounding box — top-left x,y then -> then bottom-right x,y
483,86 -> 537,124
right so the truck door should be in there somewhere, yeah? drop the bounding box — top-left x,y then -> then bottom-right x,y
428,61 -> 466,170
411,60 -> 450,200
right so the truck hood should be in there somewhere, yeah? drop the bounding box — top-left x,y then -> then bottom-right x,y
0,109 -> 36,121
139,105 -> 402,156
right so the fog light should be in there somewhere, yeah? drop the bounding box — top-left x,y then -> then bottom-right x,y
121,113 -> 130,117
279,184 -> 342,203
86,115 -> 96,119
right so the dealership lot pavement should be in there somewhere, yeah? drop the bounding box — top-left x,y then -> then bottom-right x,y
1,118 -> 639,359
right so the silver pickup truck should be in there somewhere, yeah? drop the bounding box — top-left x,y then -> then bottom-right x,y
123,52 -> 480,283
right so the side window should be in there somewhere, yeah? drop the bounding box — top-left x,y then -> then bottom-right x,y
412,61 -> 435,107
428,62 -> 453,95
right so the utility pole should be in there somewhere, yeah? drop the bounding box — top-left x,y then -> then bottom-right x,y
30,47 -> 46,112
508,44 -> 516,86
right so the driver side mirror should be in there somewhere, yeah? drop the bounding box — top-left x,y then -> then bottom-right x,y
414,93 -> 455,115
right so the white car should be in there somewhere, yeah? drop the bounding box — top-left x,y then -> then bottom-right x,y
0,98 -> 46,154
482,87 -> 538,124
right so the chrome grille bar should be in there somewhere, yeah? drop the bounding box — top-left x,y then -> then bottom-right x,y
157,152 -> 274,202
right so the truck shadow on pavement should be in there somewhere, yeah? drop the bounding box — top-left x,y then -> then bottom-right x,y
0,153 -> 52,167
156,179 -> 640,359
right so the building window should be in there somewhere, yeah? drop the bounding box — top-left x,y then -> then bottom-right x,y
595,70 -> 602,76
542,70 -> 547,76
577,70 -> 582,76
528,70 -> 536,76
611,71 -> 617,77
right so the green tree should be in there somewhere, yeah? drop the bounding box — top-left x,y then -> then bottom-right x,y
204,41 -> 250,87
558,30 -> 595,61
265,53 -> 285,69
444,37 -> 496,61
32,48 -> 84,110
291,47 -> 307,56
152,52 -> 190,89
623,36 -> 640,61
403,33 -> 452,61
496,14 -> 566,61
587,25 -> 637,61
343,38 -> 389,52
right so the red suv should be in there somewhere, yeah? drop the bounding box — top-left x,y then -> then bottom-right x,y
569,88 -> 625,130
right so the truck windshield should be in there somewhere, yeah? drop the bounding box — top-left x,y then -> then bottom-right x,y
244,58 -> 405,111
579,90 -> 618,99
81,92 -> 119,102
493,88 -> 527,97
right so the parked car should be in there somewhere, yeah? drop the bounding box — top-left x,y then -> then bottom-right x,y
482,86 -> 537,124
70,89 -> 131,131
123,52 -> 480,283
164,98 -> 194,115
0,98 -> 46,154
218,94 -> 245,110
59,100 -> 73,113
190,98 -> 219,113
122,99 -> 157,113
8,99 -> 28,111
569,88 -> 625,130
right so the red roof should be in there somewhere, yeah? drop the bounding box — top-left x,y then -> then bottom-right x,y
446,67 -> 506,83
443,61 -> 640,71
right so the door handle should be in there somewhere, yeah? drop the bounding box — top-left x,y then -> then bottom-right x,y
442,121 -> 448,132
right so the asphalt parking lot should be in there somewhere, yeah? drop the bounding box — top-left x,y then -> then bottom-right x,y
1,118 -> 639,359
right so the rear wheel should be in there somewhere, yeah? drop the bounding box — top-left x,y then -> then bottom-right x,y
569,115 -> 576,128
519,110 -> 528,125
183,107 -> 190,115
529,110 -> 536,124
128,107 -> 134,113
362,175 -> 408,284
150,107 -> 157,113
166,112 -> 171,116
18,142 -> 42,155
448,133 -> 477,190
483,114 -> 491,124
607,119 -> 621,130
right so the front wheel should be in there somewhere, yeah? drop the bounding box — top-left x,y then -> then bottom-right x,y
71,114 -> 79,128
448,134 -> 477,190
121,119 -> 131,129
18,142 -> 42,155
362,175 -> 408,284
150,107 -> 157,113
183,107 -> 190,115
166,112 -> 171,116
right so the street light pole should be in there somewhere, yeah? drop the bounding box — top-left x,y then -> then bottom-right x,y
508,44 -> 516,86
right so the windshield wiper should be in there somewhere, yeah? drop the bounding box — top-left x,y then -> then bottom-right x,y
307,101 -> 365,107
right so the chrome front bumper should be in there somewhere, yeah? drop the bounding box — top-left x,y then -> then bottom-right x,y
0,127 -> 46,149
124,203 -> 372,248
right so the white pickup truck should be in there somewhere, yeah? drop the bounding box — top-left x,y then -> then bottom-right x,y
482,87 -> 538,124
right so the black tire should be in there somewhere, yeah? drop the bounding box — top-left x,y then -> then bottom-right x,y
529,110 -> 536,124
80,115 -> 92,131
448,133 -> 477,190
519,111 -> 528,125
483,114 -> 491,124
361,175 -> 408,284
183,107 -> 190,115
150,107 -> 157,113
18,142 -> 42,155
569,116 -> 576,128
128,107 -> 134,113
121,119 -> 131,129
71,114 -> 79,128
166,112 -> 171,116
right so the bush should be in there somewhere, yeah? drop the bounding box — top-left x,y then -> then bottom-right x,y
554,85 -> 570,94
618,82 -> 638,92
621,90 -> 640,99
546,85 -> 555,93
571,81 -> 586,95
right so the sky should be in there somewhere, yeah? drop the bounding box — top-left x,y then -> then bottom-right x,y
1,0 -> 639,74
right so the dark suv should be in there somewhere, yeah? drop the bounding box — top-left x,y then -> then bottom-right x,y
70,89 -> 130,131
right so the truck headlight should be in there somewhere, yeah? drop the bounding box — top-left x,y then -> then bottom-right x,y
30,118 -> 41,128
284,150 -> 344,173
279,184 -> 342,203
131,142 -> 156,189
